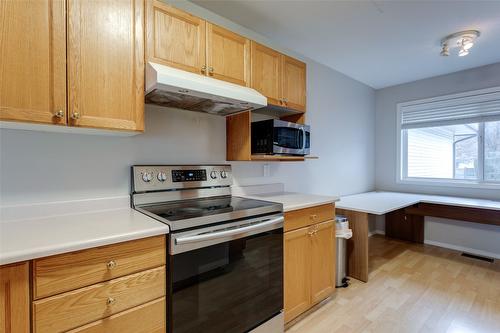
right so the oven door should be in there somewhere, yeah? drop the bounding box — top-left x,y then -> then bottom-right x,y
169,215 -> 284,333
272,120 -> 310,155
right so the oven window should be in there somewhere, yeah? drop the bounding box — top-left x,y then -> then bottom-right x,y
305,131 -> 310,149
170,229 -> 283,333
274,127 -> 302,149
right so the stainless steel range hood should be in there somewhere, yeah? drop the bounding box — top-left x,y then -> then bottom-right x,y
145,62 -> 267,116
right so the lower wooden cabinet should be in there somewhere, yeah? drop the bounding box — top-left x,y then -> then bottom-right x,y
284,226 -> 311,322
30,236 -> 167,333
310,221 -> 336,304
0,236 -> 167,333
284,220 -> 335,323
33,266 -> 165,333
0,262 -> 30,333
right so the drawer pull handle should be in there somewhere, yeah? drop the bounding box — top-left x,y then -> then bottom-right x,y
106,260 -> 117,269
310,214 -> 318,220
107,297 -> 116,305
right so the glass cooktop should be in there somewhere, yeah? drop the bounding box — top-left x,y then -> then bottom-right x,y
138,196 -> 283,231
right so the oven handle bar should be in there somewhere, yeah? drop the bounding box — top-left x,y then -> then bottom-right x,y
175,216 -> 284,245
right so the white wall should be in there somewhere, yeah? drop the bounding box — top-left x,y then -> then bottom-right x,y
375,62 -> 500,257
0,0 -> 375,206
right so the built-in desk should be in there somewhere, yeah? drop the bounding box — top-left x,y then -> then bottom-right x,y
336,191 -> 500,282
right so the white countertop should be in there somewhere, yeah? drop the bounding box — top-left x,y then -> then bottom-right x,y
244,192 -> 340,212
0,199 -> 169,266
337,191 -> 500,215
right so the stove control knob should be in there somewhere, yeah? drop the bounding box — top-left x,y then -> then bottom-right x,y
157,172 -> 167,182
210,171 -> 218,179
220,170 -> 227,179
142,172 -> 153,182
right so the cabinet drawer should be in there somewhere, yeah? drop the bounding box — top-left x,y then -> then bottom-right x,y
33,235 -> 166,299
33,266 -> 166,333
67,297 -> 166,333
284,204 -> 335,232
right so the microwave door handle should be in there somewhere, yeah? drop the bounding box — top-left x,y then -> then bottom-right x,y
301,128 -> 306,153
175,216 -> 284,245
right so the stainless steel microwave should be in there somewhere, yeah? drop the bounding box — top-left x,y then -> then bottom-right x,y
251,119 -> 310,156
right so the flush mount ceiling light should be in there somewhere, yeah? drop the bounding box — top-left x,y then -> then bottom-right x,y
440,30 -> 480,57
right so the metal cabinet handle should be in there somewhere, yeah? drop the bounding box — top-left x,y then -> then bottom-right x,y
310,214 -> 318,221
201,65 -> 207,74
107,297 -> 115,305
106,260 -> 116,269
71,112 -> 80,120
208,66 -> 214,75
53,110 -> 64,118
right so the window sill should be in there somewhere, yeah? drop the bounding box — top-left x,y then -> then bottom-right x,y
397,177 -> 500,190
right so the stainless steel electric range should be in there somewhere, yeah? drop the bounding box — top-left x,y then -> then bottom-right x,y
131,165 -> 284,333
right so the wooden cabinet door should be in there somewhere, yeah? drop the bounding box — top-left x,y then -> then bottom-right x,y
67,0 -> 145,131
282,55 -> 306,112
146,0 -> 206,75
0,0 -> 66,125
310,220 -> 335,304
284,226 -> 311,323
206,23 -> 250,86
250,42 -> 282,106
0,262 -> 30,333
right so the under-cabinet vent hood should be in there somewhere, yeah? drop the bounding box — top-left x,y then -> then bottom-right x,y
145,62 -> 267,116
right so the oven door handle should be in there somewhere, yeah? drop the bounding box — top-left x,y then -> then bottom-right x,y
175,216 -> 284,245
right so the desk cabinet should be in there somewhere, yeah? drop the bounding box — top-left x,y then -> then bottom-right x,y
385,208 -> 424,243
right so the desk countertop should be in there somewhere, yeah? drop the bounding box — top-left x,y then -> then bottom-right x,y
336,191 -> 500,215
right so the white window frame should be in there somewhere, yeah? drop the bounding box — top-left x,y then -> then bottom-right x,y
396,86 -> 500,189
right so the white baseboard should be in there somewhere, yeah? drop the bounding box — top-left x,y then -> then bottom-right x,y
368,229 -> 385,237
424,239 -> 500,260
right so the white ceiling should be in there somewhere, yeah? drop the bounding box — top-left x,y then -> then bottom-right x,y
192,0 -> 500,89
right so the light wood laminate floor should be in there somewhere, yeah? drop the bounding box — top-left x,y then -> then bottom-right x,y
287,235 -> 500,333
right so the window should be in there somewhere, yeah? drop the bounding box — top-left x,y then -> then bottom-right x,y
398,87 -> 500,187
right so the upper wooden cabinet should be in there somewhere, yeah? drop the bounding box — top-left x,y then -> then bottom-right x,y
147,1 -> 250,87
146,0 -> 206,75
0,0 -> 66,125
282,55 -> 307,112
206,23 -> 250,86
250,41 -> 307,112
1,0 -> 144,133
0,262 -> 30,333
67,0 -> 145,131
250,42 -> 282,105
